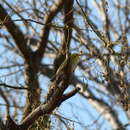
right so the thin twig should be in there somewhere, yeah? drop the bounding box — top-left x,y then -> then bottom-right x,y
0,83 -> 28,90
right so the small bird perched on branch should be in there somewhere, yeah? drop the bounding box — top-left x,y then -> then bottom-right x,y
51,53 -> 81,82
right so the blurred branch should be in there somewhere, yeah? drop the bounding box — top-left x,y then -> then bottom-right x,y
0,4 -> 30,60
36,0 -> 65,60
113,122 -> 130,130
20,82 -> 79,129
80,91 -> 125,129
62,0 -> 74,51
0,88 -> 10,115
76,0 -> 109,45
0,118 -> 6,130
53,0 -> 74,74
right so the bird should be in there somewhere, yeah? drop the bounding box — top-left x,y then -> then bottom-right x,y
51,53 -> 81,82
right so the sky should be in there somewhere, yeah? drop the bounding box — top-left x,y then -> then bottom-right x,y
0,0 -> 130,130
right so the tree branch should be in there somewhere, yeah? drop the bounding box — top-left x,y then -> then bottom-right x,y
0,4 -> 30,60
58,87 -> 80,105
0,83 -> 28,90
36,0 -> 65,60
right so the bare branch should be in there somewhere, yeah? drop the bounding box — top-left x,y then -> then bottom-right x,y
36,0 -> 65,60
0,83 -> 28,90
0,4 -> 30,60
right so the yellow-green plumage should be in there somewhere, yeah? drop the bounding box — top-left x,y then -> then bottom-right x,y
51,53 -> 80,81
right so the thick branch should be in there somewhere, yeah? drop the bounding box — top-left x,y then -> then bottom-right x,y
62,0 -> 74,50
20,87 -> 79,129
36,0 -> 65,60
0,118 -> 6,130
0,4 -> 30,60
53,0 -> 74,73
59,87 -> 80,103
